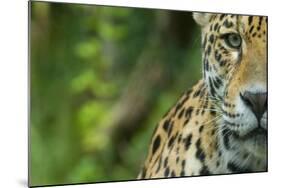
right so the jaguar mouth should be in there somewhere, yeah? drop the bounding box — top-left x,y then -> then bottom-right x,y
242,127 -> 267,139
234,127 -> 267,141
224,120 -> 267,140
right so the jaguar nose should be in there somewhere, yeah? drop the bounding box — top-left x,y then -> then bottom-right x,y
240,91 -> 267,121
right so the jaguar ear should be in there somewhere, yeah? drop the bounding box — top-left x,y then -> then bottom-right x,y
193,13 -> 213,27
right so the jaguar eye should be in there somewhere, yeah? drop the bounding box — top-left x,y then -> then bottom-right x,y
223,33 -> 242,49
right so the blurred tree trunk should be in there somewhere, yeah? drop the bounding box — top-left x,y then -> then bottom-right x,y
104,10 -> 196,163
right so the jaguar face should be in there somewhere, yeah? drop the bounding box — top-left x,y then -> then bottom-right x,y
221,15 -> 267,159
194,13 -> 267,160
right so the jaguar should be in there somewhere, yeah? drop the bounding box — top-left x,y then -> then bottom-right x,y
138,12 -> 267,178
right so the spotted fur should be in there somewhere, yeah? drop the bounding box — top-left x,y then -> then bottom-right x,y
138,13 -> 267,179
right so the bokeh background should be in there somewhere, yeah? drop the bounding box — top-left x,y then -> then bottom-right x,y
30,1 -> 201,186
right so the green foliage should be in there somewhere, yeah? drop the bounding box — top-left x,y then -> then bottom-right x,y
30,1 -> 201,186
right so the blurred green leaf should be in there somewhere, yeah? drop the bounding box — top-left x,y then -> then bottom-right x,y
75,38 -> 101,59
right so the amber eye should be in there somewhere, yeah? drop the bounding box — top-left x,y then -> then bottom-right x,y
223,33 -> 242,49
